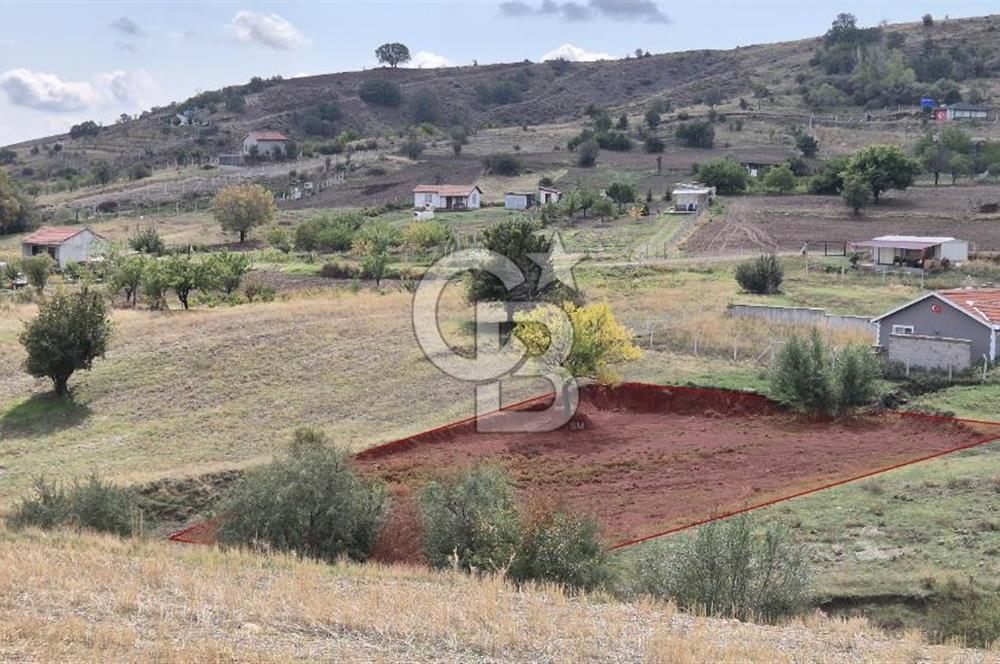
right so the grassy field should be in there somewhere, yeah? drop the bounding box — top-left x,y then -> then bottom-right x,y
3,526 -> 985,663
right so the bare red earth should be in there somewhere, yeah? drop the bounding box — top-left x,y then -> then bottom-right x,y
357,384 -> 1000,561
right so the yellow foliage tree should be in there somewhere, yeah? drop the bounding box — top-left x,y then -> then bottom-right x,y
212,184 -> 276,243
514,301 -> 641,385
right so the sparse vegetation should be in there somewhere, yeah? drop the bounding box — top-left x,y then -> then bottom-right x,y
734,254 -> 783,294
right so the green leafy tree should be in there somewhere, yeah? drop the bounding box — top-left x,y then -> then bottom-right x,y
353,221 -> 399,286
3,259 -> 19,288
109,254 -> 145,306
294,211 -> 364,252
467,218 -> 554,303
806,156 -> 850,194
841,173 -> 869,215
20,289 -> 113,395
605,180 -> 636,212
762,164 -> 797,193
210,251 -> 252,295
915,134 -> 952,186
359,79 -> 403,107
140,259 -> 170,310
843,145 -> 918,203
795,134 -> 819,158
769,329 -> 836,416
266,225 -> 292,253
577,138 -> 599,167
675,121 -> 715,148
128,224 -> 165,255
571,185 -> 598,218
645,108 -> 661,129
91,159 -> 113,185
697,159 -> 748,194
948,153 -> 974,184
834,344 -> 881,409
165,255 -> 211,310
218,428 -> 388,562
375,42 -> 410,68
212,184 -> 276,243
0,168 -> 32,235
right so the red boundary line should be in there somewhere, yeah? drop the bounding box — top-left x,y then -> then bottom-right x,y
169,382 -> 1000,547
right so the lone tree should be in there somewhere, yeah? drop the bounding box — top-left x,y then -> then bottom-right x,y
375,42 -> 410,68
841,173 -> 869,215
467,218 -> 557,303
842,145 -> 918,203
20,289 -> 113,396
605,180 -> 636,212
212,184 -> 276,243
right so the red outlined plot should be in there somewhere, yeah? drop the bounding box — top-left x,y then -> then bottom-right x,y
169,383 -> 1000,555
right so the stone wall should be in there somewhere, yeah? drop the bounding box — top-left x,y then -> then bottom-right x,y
887,333 -> 972,371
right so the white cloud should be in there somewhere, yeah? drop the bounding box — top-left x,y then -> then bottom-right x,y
228,11 -> 309,50
0,68 -> 161,112
407,51 -> 452,69
540,44 -> 616,62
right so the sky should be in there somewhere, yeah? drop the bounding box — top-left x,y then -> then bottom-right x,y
0,1 -> 995,146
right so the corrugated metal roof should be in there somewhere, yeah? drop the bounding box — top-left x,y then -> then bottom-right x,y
853,235 -> 960,250
938,289 -> 1000,326
22,227 -> 85,245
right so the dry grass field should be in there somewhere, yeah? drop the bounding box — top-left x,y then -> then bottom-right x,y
0,527 -> 992,663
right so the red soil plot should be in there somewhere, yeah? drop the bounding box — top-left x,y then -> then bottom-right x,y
356,383 -> 1000,560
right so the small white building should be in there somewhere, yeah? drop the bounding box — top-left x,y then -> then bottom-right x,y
21,227 -> 106,269
672,184 -> 715,212
941,103 -> 990,121
504,191 -> 536,210
851,235 -> 969,268
413,184 -> 482,211
241,131 -> 289,158
539,186 -> 561,205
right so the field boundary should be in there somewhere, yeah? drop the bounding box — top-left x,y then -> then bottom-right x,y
168,382 -> 1000,549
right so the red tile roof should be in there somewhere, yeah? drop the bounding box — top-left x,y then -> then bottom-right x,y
413,184 -> 480,196
246,131 -> 287,141
22,227 -> 85,245
938,289 -> 1000,326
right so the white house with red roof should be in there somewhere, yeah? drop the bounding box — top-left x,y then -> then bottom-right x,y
21,227 -> 106,269
413,184 -> 482,211
241,131 -> 289,158
872,288 -> 1000,368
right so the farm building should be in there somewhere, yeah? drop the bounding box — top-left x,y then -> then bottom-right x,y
671,185 -> 715,212
934,103 -> 990,122
504,186 -> 562,210
740,160 -> 782,177
21,227 -> 106,269
413,184 -> 482,211
241,131 -> 288,158
873,289 -> 1000,370
539,186 -> 561,205
851,235 -> 968,268
504,191 -> 536,210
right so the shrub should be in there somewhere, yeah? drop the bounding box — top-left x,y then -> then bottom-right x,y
483,153 -> 522,176
734,254 -> 783,294
20,254 -> 51,289
208,251 -> 252,295
411,88 -> 440,123
475,80 -> 523,106
925,580 -> 1000,648
675,121 -> 715,148
645,108 -> 661,129
129,162 -> 152,180
595,131 -> 632,151
796,133 -> 819,157
217,428 -> 388,562
398,136 -> 425,160
319,261 -> 360,279
266,225 -> 292,253
404,220 -> 452,250
697,159 -> 748,194
633,513 -> 809,621
807,156 -> 850,194
762,164 -> 797,194
644,136 -> 665,153
294,211 -> 364,252
128,224 -> 166,255
769,329 -> 836,416
510,509 -> 609,590
140,259 -> 170,310
833,343 -> 882,409
11,474 -> 137,537
359,79 -> 402,107
577,138 -> 599,167
419,466 -> 522,573
20,289 -> 112,395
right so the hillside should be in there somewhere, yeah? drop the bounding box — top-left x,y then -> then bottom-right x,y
4,11 -> 1000,216
0,527 -> 989,663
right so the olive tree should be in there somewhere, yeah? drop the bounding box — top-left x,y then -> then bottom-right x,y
375,42 -> 410,68
20,289 -> 113,395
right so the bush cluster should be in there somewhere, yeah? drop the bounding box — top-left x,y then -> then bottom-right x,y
11,474 -> 138,537
734,254 -> 783,294
359,79 -> 402,107
294,211 -> 365,252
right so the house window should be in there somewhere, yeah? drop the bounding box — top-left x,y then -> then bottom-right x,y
892,324 -> 915,335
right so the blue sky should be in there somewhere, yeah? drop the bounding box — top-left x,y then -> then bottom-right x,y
0,1 -> 994,145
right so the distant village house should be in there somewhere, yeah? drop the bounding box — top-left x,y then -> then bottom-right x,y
933,103 -> 990,122
850,235 -> 969,269
503,186 -> 561,210
413,184 -> 482,211
21,227 -> 106,270
242,131 -> 289,158
671,184 -> 715,212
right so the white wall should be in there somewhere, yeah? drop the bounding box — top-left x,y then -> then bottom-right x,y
505,194 -> 528,210
939,240 -> 969,262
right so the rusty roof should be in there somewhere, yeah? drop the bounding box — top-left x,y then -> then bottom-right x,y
413,184 -> 481,196
938,289 -> 1000,326
245,131 -> 287,141
22,227 -> 87,245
